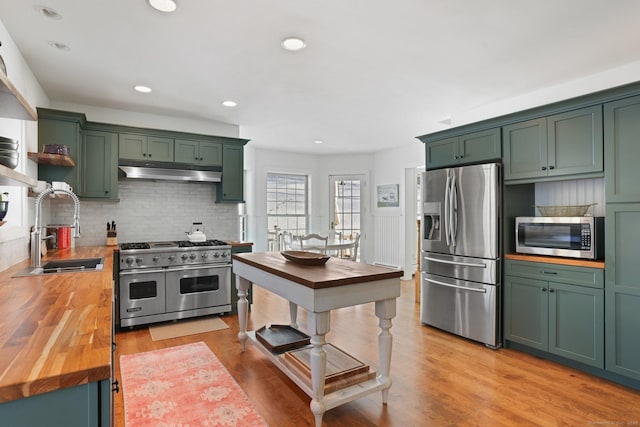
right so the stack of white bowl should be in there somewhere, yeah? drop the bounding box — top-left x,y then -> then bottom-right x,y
0,136 -> 19,169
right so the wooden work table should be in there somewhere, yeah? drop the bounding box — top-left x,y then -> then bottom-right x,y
232,252 -> 403,427
0,246 -> 114,403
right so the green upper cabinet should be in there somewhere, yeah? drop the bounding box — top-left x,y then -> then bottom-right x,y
503,105 -> 603,183
604,95 -> 640,203
119,133 -> 174,162
78,130 -> 118,200
37,113 -> 81,189
426,128 -> 500,169
217,144 -> 244,202
174,139 -> 222,166
504,260 -> 605,368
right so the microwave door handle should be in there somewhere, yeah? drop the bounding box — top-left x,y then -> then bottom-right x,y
444,173 -> 451,246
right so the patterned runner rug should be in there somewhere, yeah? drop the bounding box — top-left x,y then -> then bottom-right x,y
120,341 -> 268,426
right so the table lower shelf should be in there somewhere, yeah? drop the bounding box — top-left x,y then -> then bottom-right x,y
247,331 -> 386,410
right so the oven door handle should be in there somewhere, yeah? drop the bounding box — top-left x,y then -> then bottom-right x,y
164,264 -> 231,273
119,268 -> 167,276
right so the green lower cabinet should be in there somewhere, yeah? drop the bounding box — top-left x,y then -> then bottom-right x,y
505,261 -> 604,369
605,203 -> 640,380
0,380 -> 110,427
230,245 -> 253,313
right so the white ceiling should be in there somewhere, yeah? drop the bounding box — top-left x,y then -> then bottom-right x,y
1,1 -> 640,154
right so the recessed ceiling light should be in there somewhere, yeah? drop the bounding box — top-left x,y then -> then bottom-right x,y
281,37 -> 306,51
221,100 -> 237,107
36,6 -> 62,20
134,85 -> 152,93
147,0 -> 177,12
313,140 -> 323,144
48,41 -> 70,51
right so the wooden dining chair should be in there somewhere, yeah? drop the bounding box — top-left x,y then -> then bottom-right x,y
298,233 -> 328,254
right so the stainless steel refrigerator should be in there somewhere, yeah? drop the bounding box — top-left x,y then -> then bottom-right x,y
420,162 -> 501,347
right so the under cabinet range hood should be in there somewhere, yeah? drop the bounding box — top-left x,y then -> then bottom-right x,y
118,160 -> 222,182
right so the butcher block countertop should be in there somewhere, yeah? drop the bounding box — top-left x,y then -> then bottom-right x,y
233,251 -> 403,289
0,246 -> 114,403
505,253 -> 605,269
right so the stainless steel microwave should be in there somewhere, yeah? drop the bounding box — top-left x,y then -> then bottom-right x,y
515,216 -> 604,259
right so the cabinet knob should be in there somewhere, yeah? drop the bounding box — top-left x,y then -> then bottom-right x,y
541,166 -> 547,171
458,155 -> 464,159
148,153 -> 152,158
549,289 -> 555,293
143,153 -> 147,157
200,157 -> 204,161
542,288 -> 547,292
548,165 -> 554,170
112,379 -> 120,393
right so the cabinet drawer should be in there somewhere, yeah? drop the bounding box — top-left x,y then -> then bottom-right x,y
505,260 -> 604,288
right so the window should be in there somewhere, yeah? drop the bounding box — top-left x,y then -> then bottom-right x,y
266,173 -> 308,236
331,177 -> 362,239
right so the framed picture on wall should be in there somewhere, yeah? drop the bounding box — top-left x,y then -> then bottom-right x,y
377,184 -> 399,207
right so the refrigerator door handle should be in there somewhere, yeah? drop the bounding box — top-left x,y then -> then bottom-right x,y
423,275 -> 487,293
444,172 -> 451,246
450,173 -> 458,246
423,255 -> 487,269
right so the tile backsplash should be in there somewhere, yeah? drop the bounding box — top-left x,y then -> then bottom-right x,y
50,179 -> 240,246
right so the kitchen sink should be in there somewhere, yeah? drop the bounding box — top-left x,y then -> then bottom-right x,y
13,257 -> 105,277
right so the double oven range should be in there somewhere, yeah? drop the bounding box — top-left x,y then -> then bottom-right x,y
116,239 -> 232,328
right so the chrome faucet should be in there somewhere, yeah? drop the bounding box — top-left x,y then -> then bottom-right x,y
30,188 -> 81,268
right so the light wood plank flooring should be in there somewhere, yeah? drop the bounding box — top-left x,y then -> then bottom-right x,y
114,280 -> 640,426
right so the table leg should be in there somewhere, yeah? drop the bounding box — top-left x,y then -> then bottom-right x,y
308,311 -> 330,427
237,275 -> 250,352
289,301 -> 298,329
375,298 -> 396,404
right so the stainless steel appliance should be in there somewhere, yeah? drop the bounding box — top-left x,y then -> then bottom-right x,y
421,162 -> 501,347
117,239 -> 232,328
515,216 -> 604,259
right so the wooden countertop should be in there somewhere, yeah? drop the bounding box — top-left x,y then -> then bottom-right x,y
0,246 -> 115,403
505,253 -> 605,269
227,241 -> 254,248
233,251 -> 403,289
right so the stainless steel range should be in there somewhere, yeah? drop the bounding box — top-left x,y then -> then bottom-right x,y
116,239 -> 232,328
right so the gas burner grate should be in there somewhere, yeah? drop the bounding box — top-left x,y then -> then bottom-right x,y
120,242 -> 151,250
176,239 -> 229,247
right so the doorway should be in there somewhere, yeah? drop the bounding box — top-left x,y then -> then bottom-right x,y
329,175 -> 365,260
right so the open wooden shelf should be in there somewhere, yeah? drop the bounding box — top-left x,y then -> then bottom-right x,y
0,69 -> 37,121
0,164 -> 37,187
27,152 -> 75,167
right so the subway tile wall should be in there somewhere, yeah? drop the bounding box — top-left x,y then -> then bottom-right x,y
50,179 -> 240,247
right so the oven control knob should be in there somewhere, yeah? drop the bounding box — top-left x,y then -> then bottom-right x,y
213,252 -> 220,258
201,253 -> 209,259
181,254 -> 189,261
221,251 -> 228,258
125,257 -> 134,265
189,253 -> 197,260
135,257 -> 144,265
168,255 -> 175,262
152,256 -> 160,263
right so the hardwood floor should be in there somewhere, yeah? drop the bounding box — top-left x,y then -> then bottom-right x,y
114,280 -> 640,426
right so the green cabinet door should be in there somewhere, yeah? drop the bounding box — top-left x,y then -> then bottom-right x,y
217,144 -> 244,202
547,105 -> 603,177
0,380 -> 110,427
504,106 -> 603,183
147,136 -> 174,162
174,139 -> 199,164
604,95 -> 640,203
605,203 -> 640,380
503,117 -> 547,181
79,130 -> 118,199
426,136 -> 458,169
549,282 -> 604,368
458,128 -> 501,164
425,128 -> 500,170
118,133 -> 147,161
504,275 -> 548,351
37,117 -> 80,189
198,141 -> 222,166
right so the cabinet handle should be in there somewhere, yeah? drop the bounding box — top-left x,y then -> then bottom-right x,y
112,379 -> 120,393
542,288 -> 547,292
549,289 -> 555,293
105,190 -> 109,194
548,165 -> 554,170
148,153 -> 152,158
542,271 -> 557,275
142,153 -> 146,157
541,166 -> 547,171
458,155 -> 464,159
200,157 -> 204,161
453,155 -> 458,159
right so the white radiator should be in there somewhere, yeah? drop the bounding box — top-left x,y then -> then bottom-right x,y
373,215 -> 402,269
